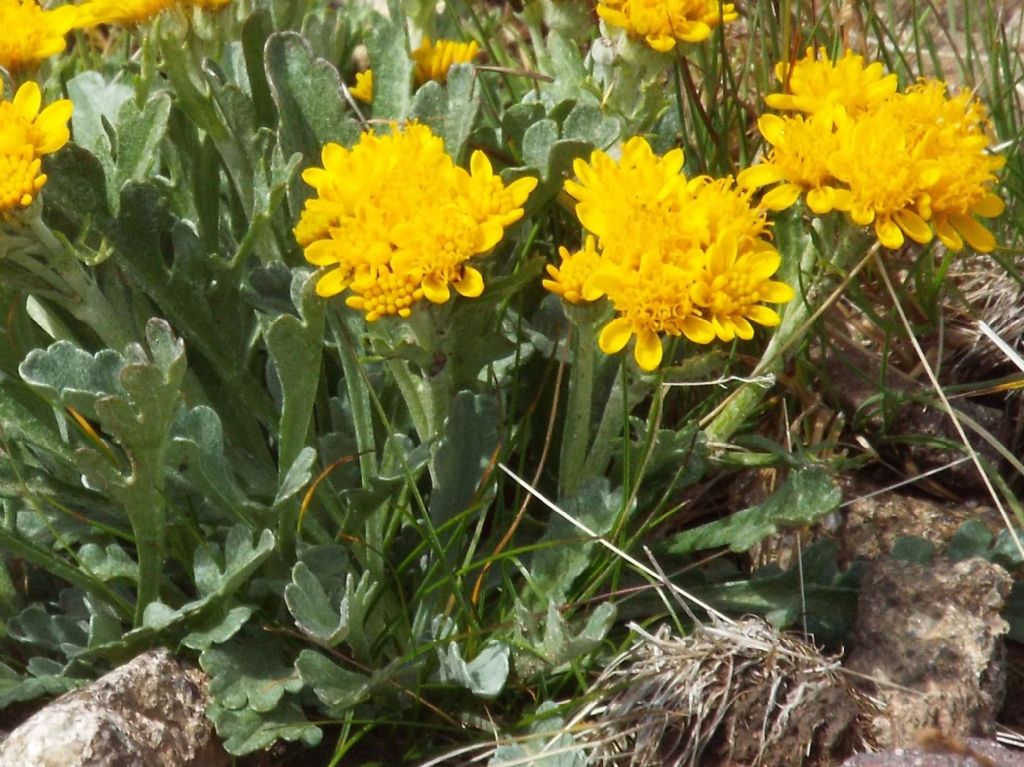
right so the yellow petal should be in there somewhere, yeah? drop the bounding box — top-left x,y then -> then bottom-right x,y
806,186 -> 836,215
599,317 -> 633,355
745,304 -> 781,327
875,217 -> 904,250
973,193 -> 1005,218
712,316 -> 734,343
470,150 -> 493,179
422,273 -> 451,304
933,217 -> 964,251
13,82 -> 41,121
756,114 -> 786,145
633,329 -> 663,371
759,280 -> 795,303
682,316 -> 715,345
454,266 -> 484,297
950,214 -> 996,253
737,163 -> 785,190
731,316 -> 755,340
762,184 -> 802,212
315,268 -> 350,297
893,209 -> 933,245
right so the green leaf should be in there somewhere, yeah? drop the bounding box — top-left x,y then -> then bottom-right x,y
181,606 -> 254,651
284,562 -> 350,646
0,661 -> 81,708
66,71 -> 131,180
42,144 -> 112,235
562,102 -> 620,149
947,519 -> 994,561
541,601 -> 616,666
502,102 -> 546,149
113,92 -> 172,193
438,640 -> 510,699
367,8 -> 412,120
410,64 -> 480,160
265,270 -> 325,474
489,701 -> 587,767
201,632 -> 304,712
0,380 -> 76,463
528,478 -> 623,604
295,649 -> 370,709
78,543 -> 139,584
264,31 -> 361,160
274,446 -> 317,508
891,536 -> 936,563
170,406 -> 254,521
429,391 -> 499,528
663,468 -> 841,554
193,526 -> 276,598
207,699 -> 321,755
18,341 -> 126,420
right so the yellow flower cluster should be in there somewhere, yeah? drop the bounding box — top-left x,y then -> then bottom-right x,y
547,137 -> 793,371
739,48 -> 1005,252
349,37 -> 479,104
74,0 -> 230,27
0,0 -> 80,72
294,123 -> 537,321
597,0 -> 737,52
0,81 -> 72,215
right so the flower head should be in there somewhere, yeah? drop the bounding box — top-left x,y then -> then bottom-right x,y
412,36 -> 479,85
766,47 -> 898,120
295,123 -> 536,320
745,50 -> 1004,253
597,0 -> 737,52
73,0 -> 229,26
0,81 -> 72,215
0,0 -> 80,72
558,137 -> 792,371
350,70 -> 373,103
543,235 -> 604,304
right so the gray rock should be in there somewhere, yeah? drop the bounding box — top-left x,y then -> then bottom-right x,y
0,648 -> 227,767
846,558 -> 1013,748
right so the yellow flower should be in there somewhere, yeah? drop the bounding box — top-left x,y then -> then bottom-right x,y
0,0 -> 80,72
543,235 -> 604,304
295,123 -> 535,320
690,230 -> 794,342
737,111 -> 851,214
350,70 -> 373,103
747,52 -> 1004,253
596,0 -> 737,52
900,81 -> 1005,252
0,81 -> 72,214
73,0 -> 229,26
590,252 -> 712,371
765,47 -> 898,121
412,36 -> 479,85
562,137 -> 792,371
